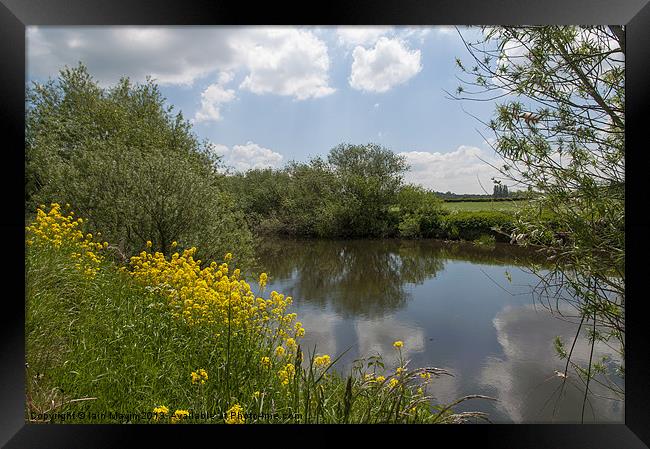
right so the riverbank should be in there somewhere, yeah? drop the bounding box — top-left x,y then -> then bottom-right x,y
25,204 -> 486,424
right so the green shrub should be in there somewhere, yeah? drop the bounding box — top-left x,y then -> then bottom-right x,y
438,211 -> 515,242
398,215 -> 421,238
26,64 -> 254,265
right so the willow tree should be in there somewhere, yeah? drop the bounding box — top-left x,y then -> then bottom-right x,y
452,26 -> 625,416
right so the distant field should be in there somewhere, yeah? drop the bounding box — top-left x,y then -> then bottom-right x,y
443,200 -> 527,212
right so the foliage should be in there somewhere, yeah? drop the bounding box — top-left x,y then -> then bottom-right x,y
225,146 -> 452,239
25,205 -> 486,424
473,234 -> 496,247
25,63 -> 253,265
393,185 -> 447,238
327,143 -> 409,237
454,25 -> 625,409
438,210 -> 515,242
492,184 -> 509,198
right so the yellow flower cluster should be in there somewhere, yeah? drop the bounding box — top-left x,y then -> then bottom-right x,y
225,404 -> 245,424
170,409 -> 190,424
393,340 -> 404,349
152,405 -> 169,421
128,248 -> 300,343
259,272 -> 268,288
314,354 -> 331,368
26,203 -> 107,278
278,363 -> 296,387
190,368 -> 208,385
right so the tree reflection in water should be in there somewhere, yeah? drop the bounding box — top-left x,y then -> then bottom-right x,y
252,238 -> 546,319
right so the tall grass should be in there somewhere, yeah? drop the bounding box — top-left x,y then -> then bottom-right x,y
26,204 -> 490,424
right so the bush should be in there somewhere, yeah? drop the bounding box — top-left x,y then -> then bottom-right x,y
26,64 -> 254,265
398,215 -> 421,238
438,211 -> 515,242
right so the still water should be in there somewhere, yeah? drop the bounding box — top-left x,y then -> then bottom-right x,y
254,238 -> 623,423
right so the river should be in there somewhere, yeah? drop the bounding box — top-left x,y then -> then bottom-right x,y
253,238 -> 624,423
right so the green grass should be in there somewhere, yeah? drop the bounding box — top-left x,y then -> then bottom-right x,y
26,230 -> 488,424
443,200 -> 527,212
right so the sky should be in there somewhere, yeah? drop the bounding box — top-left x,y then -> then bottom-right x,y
26,25 -> 506,194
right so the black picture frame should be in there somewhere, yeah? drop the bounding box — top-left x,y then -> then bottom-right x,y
2,0 -> 648,447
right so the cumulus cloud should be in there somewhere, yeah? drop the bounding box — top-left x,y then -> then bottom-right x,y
479,304 -> 623,423
336,26 -> 393,46
355,319 -> 425,361
193,72 -> 236,123
27,26 -> 335,101
27,26 -> 238,86
399,145 -> 503,194
349,37 -> 422,93
236,28 -> 335,100
212,141 -> 283,172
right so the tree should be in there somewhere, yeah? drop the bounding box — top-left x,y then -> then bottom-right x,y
453,26 -> 625,415
327,143 -> 409,237
26,64 -> 254,265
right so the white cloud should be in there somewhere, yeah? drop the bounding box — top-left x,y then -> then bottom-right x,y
337,26 -> 451,48
336,26 -> 393,47
479,304 -> 623,423
349,37 -> 422,93
235,28 -> 335,100
193,72 -> 236,123
27,26 -> 336,101
212,141 -> 283,172
399,145 -> 503,194
27,26 -> 239,86
355,318 -> 425,362
434,26 -> 456,36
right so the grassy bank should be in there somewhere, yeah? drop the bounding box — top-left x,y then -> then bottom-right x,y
26,204 -> 488,424
436,210 -> 516,242
442,200 -> 527,213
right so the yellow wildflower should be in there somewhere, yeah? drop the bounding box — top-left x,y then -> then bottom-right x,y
191,368 -> 208,385
314,354 -> 331,368
388,378 -> 399,389
259,272 -> 268,288
225,404 -> 245,424
278,363 -> 296,386
261,356 -> 271,368
393,340 -> 404,349
171,409 -> 189,424
152,405 -> 169,421
275,346 -> 286,358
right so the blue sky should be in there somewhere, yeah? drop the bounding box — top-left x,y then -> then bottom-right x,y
27,26 -> 505,193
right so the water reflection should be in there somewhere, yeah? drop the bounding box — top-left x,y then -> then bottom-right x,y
480,304 -> 623,423
254,238 -> 544,319
254,238 -> 623,423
